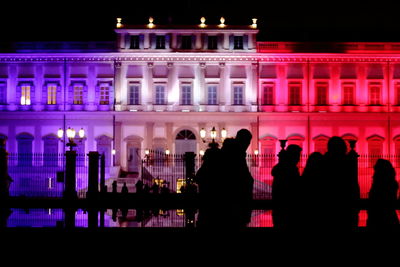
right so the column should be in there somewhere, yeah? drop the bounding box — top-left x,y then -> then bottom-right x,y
147,62 -> 154,110
277,64 -> 287,112
34,64 -> 44,111
218,62 -> 226,111
166,122 -> 173,153
331,64 -> 340,108
115,121 -> 122,166
250,63 -> 258,110
223,33 -> 230,50
34,125 -> 41,153
167,62 -> 174,108
114,61 -> 122,111
86,64 -> 96,111
358,64 -> 367,108
199,63 -> 206,106
144,33 -> 150,49
172,33 -> 178,49
145,122 -> 154,150
7,65 -> 17,111
250,122 -> 258,153
195,33 -> 202,50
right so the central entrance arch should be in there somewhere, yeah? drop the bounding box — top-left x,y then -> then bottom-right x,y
175,129 -> 197,155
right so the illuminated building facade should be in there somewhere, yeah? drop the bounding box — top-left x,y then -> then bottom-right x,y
1,18 -> 400,178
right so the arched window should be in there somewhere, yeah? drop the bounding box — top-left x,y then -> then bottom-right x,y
96,135 -> 112,167
287,135 -> 305,149
342,134 -> 358,153
42,134 -> 59,166
313,135 -> 330,154
367,135 -> 384,167
260,136 -> 277,168
393,135 -> 400,167
175,129 -> 196,155
16,132 -> 34,166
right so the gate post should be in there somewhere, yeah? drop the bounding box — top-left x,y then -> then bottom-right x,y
0,139 -> 10,200
184,152 -> 196,185
64,150 -> 77,199
87,151 -> 100,199
100,153 -> 106,194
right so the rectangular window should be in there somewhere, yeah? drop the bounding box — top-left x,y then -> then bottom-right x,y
369,83 -> 381,105
0,83 -> 6,104
181,36 -> 192,49
233,85 -> 244,105
395,83 -> 400,105
207,85 -> 218,105
21,84 -> 31,105
129,84 -> 140,105
155,85 -> 166,105
130,35 -> 140,49
156,36 -> 166,49
208,36 -> 218,50
288,83 -> 301,105
316,82 -> 328,105
343,84 -> 355,105
233,36 -> 244,50
100,85 -> 110,105
47,84 -> 57,105
73,85 -> 83,105
262,83 -> 274,105
181,85 -> 192,105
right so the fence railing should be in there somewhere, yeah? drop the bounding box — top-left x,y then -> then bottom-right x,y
8,153 -> 89,198
141,152 -> 400,200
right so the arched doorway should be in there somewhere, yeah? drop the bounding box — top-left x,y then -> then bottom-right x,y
175,130 -> 197,155
124,135 -> 143,173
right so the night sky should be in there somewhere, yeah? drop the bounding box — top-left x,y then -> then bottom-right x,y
1,0 -> 400,42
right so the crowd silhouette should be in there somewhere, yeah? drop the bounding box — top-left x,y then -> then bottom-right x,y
195,133 -> 399,231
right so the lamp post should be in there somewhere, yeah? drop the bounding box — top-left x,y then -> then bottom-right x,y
200,126 -> 227,148
58,127 -> 85,151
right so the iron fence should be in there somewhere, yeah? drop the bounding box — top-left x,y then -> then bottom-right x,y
8,153 -> 88,198
141,152 -> 400,200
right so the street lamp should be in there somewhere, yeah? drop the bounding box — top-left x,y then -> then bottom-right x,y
199,126 -> 228,148
58,127 -> 85,151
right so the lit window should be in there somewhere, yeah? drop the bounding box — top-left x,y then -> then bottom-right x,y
288,83 -> 301,105
129,84 -> 140,105
207,85 -> 217,105
181,36 -> 192,50
181,85 -> 192,105
47,84 -> 57,105
21,84 -> 31,105
73,85 -> 83,105
395,83 -> 400,105
316,82 -> 328,105
369,83 -> 381,105
233,36 -> 244,50
262,83 -> 274,105
368,136 -> 384,167
207,36 -> 218,50
130,35 -> 140,49
100,85 -> 110,105
0,83 -> 6,104
156,36 -> 166,49
342,83 -> 355,105
233,85 -> 244,105
155,85 -> 166,105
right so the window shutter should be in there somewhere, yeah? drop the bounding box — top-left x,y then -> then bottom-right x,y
203,35 -> 208,50
243,35 -> 249,50
83,85 -> 88,104
165,34 -> 171,49
139,34 -> 145,49
42,84 -> 47,104
191,35 -> 196,49
177,35 -> 182,49
16,85 -> 21,104
125,35 -> 131,49
229,35 -> 234,50
150,34 -> 156,49
95,84 -> 100,105
109,84 -> 114,106
57,84 -> 62,105
68,85 -> 73,104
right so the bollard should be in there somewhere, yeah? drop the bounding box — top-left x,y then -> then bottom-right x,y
87,151 -> 100,199
64,150 -> 77,199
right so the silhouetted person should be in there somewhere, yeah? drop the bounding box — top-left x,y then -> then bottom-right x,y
135,179 -> 144,194
195,141 -> 223,228
225,129 -> 254,228
321,136 -> 360,231
160,183 -> 170,195
271,144 -> 302,230
367,159 -> 399,231
300,152 -> 324,229
151,182 -> 160,194
112,181 -> 118,194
